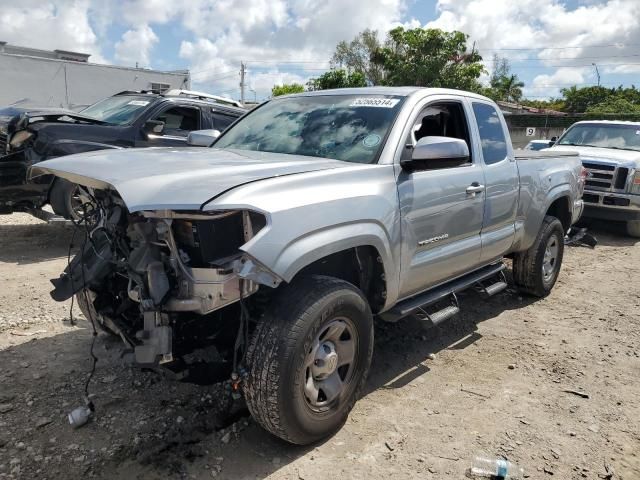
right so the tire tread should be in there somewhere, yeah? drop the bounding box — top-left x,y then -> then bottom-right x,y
244,275 -> 373,445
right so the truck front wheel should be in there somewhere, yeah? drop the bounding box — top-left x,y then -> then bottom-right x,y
49,179 -> 92,221
513,215 -> 565,297
244,275 -> 374,445
626,220 -> 640,238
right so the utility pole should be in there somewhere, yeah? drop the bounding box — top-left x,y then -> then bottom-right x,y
239,61 -> 246,105
592,63 -> 601,87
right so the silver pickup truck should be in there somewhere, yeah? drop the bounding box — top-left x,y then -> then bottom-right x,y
32,87 -> 584,445
549,120 -> 640,237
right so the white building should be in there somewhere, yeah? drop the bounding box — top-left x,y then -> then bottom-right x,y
0,42 -> 190,110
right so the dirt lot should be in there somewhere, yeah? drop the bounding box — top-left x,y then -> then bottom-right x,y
0,212 -> 638,480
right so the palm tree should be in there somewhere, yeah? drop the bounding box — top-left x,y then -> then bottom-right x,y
498,74 -> 525,103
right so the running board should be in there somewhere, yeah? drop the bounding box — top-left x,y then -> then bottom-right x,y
476,271 -> 508,298
414,293 -> 461,328
379,263 -> 506,323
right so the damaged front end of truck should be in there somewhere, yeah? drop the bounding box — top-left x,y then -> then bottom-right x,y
50,187 -> 281,380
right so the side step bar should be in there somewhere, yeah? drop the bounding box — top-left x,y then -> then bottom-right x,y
379,262 -> 506,323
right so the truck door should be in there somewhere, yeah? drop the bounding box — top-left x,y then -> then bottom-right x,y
469,102 -> 518,262
397,98 -> 486,299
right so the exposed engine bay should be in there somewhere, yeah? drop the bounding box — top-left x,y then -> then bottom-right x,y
50,187 -> 278,380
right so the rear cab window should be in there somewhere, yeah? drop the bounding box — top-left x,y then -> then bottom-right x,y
472,103 -> 508,165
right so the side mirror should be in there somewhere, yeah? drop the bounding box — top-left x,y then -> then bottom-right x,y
143,120 -> 165,136
187,129 -> 221,147
549,136 -> 557,146
401,136 -> 470,171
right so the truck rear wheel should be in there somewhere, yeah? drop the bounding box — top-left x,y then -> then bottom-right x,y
513,215 -> 565,297
244,275 -> 374,445
626,220 -> 640,238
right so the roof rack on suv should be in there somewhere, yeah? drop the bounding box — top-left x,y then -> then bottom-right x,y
164,89 -> 244,108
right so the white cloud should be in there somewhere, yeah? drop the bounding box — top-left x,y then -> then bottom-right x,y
0,0 -> 105,62
8,0 -> 640,102
174,0 -> 406,99
427,0 -> 640,97
527,67 -> 588,98
114,24 -> 159,67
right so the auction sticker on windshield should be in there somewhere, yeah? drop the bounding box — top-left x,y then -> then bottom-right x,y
350,98 -> 400,108
128,100 -> 150,106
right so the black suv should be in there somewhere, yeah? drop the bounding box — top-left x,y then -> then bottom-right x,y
0,90 -> 246,218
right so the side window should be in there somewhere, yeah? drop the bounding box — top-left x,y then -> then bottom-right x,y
472,103 -> 508,165
212,111 -> 237,131
153,106 -> 200,137
401,102 -> 472,166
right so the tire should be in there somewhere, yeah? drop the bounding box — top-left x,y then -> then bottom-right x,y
49,178 -> 89,221
75,289 -> 119,337
244,275 -> 374,445
626,220 -> 640,238
513,215 -> 565,297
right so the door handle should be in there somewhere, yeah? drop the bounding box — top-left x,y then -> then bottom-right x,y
466,183 -> 485,195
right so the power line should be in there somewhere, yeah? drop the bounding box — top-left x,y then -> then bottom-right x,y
488,62 -> 640,69
480,42 -> 640,51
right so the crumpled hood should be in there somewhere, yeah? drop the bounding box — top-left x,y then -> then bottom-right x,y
550,145 -> 640,168
31,147 -> 349,212
0,106 -> 105,135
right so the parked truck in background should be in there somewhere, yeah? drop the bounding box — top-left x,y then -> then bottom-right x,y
549,120 -> 640,237
32,87 -> 584,445
0,89 -> 245,220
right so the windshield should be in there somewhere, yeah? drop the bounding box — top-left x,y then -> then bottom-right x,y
81,95 -> 155,125
213,94 -> 405,163
557,123 -> 640,152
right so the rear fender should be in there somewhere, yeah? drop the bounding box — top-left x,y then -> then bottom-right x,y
513,184 -> 572,252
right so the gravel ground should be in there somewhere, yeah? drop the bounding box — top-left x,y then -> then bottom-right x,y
0,212 -> 638,480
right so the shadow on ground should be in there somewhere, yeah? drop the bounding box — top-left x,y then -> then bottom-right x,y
0,283 -> 539,480
0,222 -> 76,264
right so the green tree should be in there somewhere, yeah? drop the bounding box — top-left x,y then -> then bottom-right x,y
484,55 -> 525,103
560,85 -> 615,113
331,29 -> 384,85
520,98 -> 566,111
586,97 -> 640,115
306,69 -> 367,91
495,74 -> 525,103
271,83 -> 305,97
372,27 -> 485,91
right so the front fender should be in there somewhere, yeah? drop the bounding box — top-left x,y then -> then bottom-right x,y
244,221 -> 399,309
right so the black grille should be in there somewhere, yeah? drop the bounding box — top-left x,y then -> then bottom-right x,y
603,196 -> 630,206
615,168 -> 629,189
581,160 -> 627,192
583,162 -> 614,171
582,193 -> 600,203
0,134 -> 7,155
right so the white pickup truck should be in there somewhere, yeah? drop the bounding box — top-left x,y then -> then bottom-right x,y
550,120 -> 640,237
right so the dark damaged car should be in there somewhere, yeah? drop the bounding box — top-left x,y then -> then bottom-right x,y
0,90 -> 245,219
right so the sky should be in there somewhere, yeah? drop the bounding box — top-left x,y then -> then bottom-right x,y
1,0 -> 640,102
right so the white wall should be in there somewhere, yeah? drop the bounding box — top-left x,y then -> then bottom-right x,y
0,54 -> 190,109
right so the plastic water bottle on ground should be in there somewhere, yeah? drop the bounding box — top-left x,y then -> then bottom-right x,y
470,456 -> 524,479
